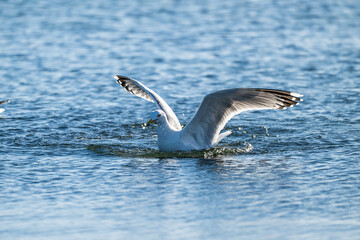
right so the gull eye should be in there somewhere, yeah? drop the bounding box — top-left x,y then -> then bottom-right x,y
157,114 -> 161,117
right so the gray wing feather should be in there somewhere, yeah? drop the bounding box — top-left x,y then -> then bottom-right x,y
181,88 -> 303,149
115,75 -> 182,131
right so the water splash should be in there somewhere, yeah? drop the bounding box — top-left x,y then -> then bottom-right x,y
87,141 -> 253,159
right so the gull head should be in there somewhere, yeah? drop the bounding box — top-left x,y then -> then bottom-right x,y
147,110 -> 167,126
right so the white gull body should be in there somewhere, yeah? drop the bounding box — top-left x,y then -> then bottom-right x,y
115,75 -> 303,152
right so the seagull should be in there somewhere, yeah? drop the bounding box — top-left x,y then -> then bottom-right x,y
114,75 -> 303,152
0,100 -> 10,113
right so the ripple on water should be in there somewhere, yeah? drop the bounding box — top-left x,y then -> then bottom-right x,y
1,0 -> 360,239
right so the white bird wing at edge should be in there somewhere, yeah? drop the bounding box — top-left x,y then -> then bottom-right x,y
0,100 -> 10,113
180,88 -> 303,149
114,75 -> 182,131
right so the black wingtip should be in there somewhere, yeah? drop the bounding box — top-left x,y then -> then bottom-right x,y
0,100 -> 10,105
115,75 -> 134,86
114,75 -> 130,80
260,89 -> 303,107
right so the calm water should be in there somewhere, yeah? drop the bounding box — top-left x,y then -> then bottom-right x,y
1,0 -> 360,239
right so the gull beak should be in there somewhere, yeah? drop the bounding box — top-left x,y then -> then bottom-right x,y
146,119 -> 156,126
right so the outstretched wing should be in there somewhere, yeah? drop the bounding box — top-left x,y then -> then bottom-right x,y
180,88 -> 303,149
114,75 -> 182,130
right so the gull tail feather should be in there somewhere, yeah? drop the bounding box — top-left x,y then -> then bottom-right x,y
215,130 -> 232,145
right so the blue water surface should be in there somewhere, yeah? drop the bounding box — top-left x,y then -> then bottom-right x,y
1,0 -> 360,239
